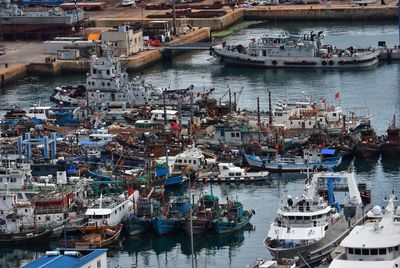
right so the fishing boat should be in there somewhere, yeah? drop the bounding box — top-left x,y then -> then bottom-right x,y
353,125 -> 380,159
213,199 -> 254,234
0,229 -> 53,246
248,258 -> 297,268
50,45 -> 155,108
151,195 -> 190,235
212,31 -> 379,69
264,171 -> 372,267
82,191 -> 139,231
329,194 -> 400,268
165,175 -> 187,187
182,194 -> 220,235
245,148 -> 342,172
380,115 -> 400,157
69,225 -> 123,249
196,162 -> 269,183
124,198 -> 161,235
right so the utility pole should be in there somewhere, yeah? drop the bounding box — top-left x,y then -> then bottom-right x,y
268,90 -> 272,126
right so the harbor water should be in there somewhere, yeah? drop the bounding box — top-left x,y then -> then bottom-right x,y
1,20 -> 400,268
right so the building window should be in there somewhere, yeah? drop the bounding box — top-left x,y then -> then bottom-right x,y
45,216 -> 51,221
106,70 -> 110,75
231,133 -> 235,138
102,82 -> 105,86
93,69 -> 97,74
97,260 -> 101,268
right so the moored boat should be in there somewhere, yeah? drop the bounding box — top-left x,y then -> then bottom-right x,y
212,31 -> 379,69
213,199 -> 254,234
264,171 -> 371,267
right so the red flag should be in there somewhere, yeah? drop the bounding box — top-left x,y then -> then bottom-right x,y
335,92 -> 340,100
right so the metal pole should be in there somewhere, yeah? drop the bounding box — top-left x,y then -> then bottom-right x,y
257,97 -> 260,143
189,87 -> 194,144
188,172 -> 194,268
172,0 -> 176,35
268,90 -> 272,126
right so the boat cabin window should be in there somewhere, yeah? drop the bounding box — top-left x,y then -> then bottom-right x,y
379,248 -> 386,255
93,68 -> 97,74
354,249 -> 361,255
229,173 -> 235,176
193,160 -> 196,164
362,249 -> 369,255
223,166 -> 229,170
371,249 -> 378,255
348,248 -> 353,254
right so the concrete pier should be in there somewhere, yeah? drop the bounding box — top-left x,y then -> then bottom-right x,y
244,5 -> 398,21
0,64 -> 27,87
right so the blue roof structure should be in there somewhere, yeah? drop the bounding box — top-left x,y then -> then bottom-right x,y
321,148 -> 335,155
23,248 -> 107,268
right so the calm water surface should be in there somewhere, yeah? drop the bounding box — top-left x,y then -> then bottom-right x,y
2,20 -> 400,268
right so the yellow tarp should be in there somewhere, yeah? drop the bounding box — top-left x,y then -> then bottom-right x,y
87,33 -> 100,41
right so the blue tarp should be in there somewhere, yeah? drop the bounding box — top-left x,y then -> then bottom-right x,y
321,149 -> 335,155
67,162 -> 78,175
156,167 -> 168,177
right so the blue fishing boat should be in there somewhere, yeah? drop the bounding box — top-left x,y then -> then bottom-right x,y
124,198 -> 161,235
165,175 -> 186,187
245,148 -> 342,172
151,195 -> 190,235
213,199 -> 254,234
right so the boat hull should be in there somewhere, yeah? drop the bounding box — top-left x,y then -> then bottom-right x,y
124,216 -> 152,235
213,213 -> 252,234
0,229 -> 53,246
151,217 -> 178,235
212,47 -> 379,69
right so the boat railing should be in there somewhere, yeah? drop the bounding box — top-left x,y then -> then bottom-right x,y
280,204 -> 327,213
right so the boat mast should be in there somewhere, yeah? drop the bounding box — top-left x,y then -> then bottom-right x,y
188,168 -> 194,268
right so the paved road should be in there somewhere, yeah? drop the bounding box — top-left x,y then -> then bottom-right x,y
0,41 -> 46,66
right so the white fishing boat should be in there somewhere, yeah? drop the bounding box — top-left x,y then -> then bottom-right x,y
212,31 -> 379,68
121,0 -> 136,6
26,105 -> 56,123
84,191 -> 139,227
245,148 -> 342,172
51,45 -> 154,108
329,194 -> 400,268
248,258 -> 297,268
264,171 -> 371,267
197,162 -> 269,183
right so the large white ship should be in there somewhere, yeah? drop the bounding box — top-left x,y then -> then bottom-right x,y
329,194 -> 400,268
264,171 -> 371,267
212,31 -> 379,68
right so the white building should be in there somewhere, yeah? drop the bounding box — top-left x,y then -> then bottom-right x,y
101,25 -> 143,57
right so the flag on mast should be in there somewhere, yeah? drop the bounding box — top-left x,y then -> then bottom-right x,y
335,92 -> 340,100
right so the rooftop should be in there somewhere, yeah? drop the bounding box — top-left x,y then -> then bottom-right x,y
22,248 -> 107,268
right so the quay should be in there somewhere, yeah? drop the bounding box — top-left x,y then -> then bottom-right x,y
1,0 -> 400,86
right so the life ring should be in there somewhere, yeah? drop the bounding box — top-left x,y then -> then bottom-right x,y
329,60 -> 334,65
321,60 -> 327,65
272,60 -> 277,65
